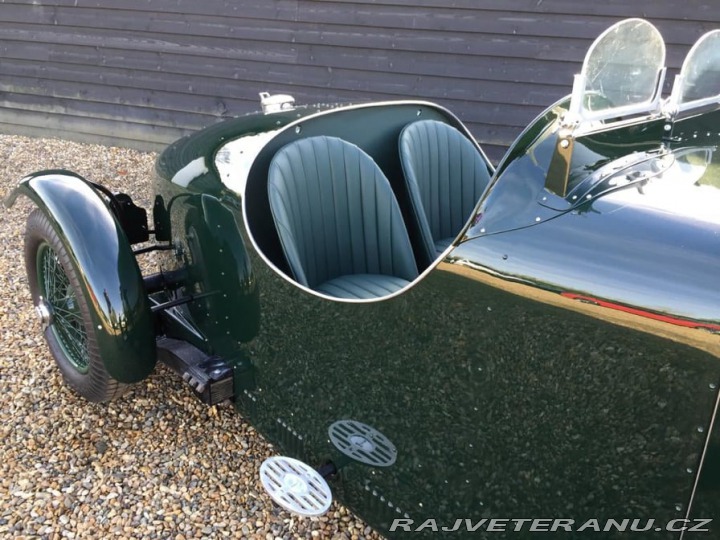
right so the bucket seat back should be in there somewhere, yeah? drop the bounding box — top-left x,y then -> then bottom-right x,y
399,120 -> 491,264
268,136 -> 418,299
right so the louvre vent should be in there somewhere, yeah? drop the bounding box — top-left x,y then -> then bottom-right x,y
328,420 -> 397,467
259,456 -> 332,517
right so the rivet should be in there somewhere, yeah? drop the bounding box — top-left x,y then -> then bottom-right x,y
480,228 -> 486,233
542,196 -> 547,201
97,325 -> 102,330
686,468 -> 693,474
664,124 -> 672,132
710,383 -> 717,390
535,217 -> 541,222
416,109 -> 422,116
560,139 -> 570,149
697,426 -> 705,433
675,504 -> 683,512
295,126 -> 302,134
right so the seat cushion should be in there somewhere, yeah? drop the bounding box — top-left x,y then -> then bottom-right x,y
315,274 -> 412,300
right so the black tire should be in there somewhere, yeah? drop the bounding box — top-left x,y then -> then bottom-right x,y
24,209 -> 127,402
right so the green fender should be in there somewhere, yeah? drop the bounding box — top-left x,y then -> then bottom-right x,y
6,170 -> 156,383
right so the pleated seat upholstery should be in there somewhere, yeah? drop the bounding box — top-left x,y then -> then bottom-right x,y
268,136 -> 418,299
399,120 -> 492,265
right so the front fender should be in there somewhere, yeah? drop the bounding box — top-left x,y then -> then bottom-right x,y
6,171 -> 156,383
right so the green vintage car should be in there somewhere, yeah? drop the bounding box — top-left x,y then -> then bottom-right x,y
6,19 -> 720,538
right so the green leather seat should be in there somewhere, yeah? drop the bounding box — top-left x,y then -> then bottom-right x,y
268,136 -> 418,299
399,120 -> 491,265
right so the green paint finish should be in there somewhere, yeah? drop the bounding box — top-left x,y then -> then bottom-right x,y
7,172 -> 156,383
147,101 -> 720,537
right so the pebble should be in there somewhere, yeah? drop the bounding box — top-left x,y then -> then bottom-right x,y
0,135 -> 383,540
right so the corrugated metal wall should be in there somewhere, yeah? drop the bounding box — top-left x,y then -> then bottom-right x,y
0,0 -> 718,161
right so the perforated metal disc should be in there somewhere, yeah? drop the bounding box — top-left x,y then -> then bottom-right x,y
328,420 -> 397,467
259,456 -> 332,517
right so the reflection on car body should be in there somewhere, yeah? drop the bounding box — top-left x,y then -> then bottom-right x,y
5,18 -> 720,539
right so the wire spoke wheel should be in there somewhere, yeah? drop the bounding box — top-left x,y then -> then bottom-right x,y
37,243 -> 90,373
25,208 -> 126,402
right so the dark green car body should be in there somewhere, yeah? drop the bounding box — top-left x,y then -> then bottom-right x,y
140,91 -> 719,536
7,18 -> 720,539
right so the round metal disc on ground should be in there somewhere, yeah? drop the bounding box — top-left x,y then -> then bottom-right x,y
259,456 -> 332,517
328,420 -> 397,467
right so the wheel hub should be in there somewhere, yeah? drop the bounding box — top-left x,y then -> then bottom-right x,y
35,297 -> 53,331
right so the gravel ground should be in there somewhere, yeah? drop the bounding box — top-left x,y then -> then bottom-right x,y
0,134 -> 382,540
